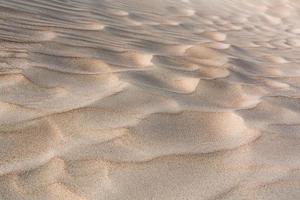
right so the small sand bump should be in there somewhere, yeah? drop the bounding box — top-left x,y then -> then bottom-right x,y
263,55 -> 290,64
163,44 -> 192,56
84,22 -> 105,30
123,68 -> 200,93
264,79 -> 290,89
262,14 -> 282,25
166,6 -> 195,16
204,31 -> 227,41
108,9 -> 129,16
162,20 -> 180,26
40,31 -> 57,41
125,18 -> 143,26
180,8 -> 196,16
121,51 -> 153,67
197,66 -> 230,78
194,28 -> 205,34
226,24 -> 243,31
205,42 -> 231,49
248,42 -> 261,47
185,45 -> 228,61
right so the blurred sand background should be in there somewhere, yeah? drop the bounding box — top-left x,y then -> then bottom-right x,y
0,0 -> 300,199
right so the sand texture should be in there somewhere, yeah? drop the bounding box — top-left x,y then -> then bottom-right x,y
0,0 -> 300,199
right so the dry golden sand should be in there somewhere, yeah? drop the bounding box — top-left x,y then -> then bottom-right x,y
0,0 -> 300,199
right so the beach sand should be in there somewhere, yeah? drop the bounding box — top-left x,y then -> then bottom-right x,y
0,0 -> 300,199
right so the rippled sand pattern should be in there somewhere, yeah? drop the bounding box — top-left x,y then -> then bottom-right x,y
1,0 -> 300,199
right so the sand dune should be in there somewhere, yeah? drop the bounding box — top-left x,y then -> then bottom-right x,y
0,0 -> 300,199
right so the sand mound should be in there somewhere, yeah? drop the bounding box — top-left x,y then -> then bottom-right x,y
125,111 -> 260,159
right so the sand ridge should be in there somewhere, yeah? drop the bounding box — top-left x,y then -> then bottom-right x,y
0,0 -> 300,199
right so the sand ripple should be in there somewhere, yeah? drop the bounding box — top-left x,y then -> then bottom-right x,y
0,0 -> 300,199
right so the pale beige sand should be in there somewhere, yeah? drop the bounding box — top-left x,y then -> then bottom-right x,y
0,0 -> 300,199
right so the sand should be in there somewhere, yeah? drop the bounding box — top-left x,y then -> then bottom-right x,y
0,0 -> 300,199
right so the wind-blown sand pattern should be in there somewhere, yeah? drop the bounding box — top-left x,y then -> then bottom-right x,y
0,0 -> 300,199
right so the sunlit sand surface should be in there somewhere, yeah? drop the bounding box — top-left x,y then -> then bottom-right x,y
0,0 -> 300,199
